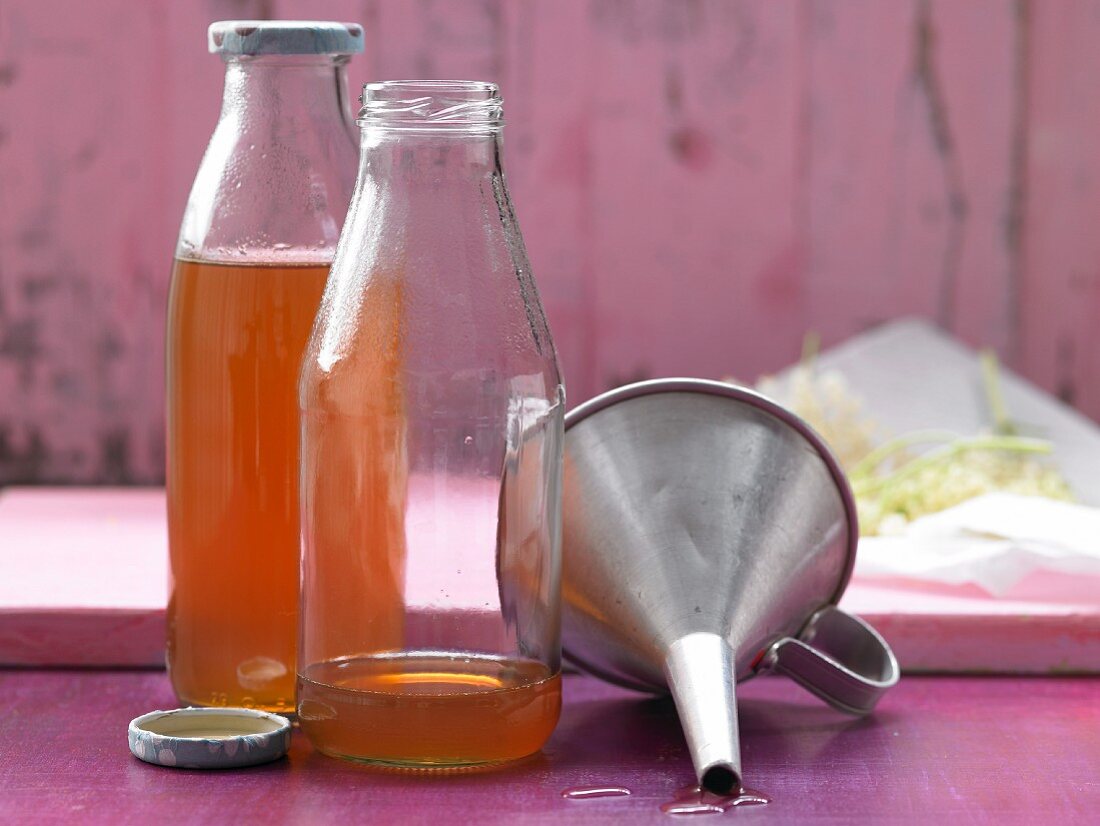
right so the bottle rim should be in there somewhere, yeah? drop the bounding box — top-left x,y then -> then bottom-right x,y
358,80 -> 503,131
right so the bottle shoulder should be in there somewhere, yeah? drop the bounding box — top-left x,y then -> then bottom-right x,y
177,116 -> 358,264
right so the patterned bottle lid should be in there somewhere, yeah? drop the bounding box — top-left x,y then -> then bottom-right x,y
208,20 -> 364,56
128,707 -> 292,769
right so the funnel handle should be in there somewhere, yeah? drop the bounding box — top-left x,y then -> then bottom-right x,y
758,606 -> 899,715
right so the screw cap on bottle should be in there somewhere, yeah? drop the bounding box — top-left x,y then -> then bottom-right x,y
208,20 -> 364,56
128,707 -> 292,769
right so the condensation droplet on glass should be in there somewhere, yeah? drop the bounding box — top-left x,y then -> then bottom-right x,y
273,242 -> 291,251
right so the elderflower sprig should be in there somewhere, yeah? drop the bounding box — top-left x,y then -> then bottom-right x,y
752,336 -> 1074,537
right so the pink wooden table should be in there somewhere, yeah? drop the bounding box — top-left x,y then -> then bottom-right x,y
1,670 -> 1097,824
6,486 -> 1099,675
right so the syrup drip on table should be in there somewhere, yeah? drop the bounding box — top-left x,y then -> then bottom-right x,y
660,784 -> 770,815
561,787 -> 633,800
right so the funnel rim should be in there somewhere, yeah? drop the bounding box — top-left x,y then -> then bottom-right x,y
562,377 -> 859,630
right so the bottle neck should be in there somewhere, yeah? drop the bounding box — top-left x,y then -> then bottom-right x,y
220,55 -> 356,137
359,129 -> 503,182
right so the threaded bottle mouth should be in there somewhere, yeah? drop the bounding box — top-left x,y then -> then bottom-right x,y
358,80 -> 502,131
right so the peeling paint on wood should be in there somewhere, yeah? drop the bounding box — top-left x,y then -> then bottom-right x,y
0,0 -> 1098,485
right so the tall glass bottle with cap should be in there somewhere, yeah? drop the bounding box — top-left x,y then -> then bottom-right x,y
298,81 -> 564,766
166,21 -> 363,714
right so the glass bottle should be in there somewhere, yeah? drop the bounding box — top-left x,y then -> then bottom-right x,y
298,81 -> 564,766
165,21 -> 363,714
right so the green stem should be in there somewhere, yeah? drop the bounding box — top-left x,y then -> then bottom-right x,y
852,435 -> 1052,497
849,429 -> 962,481
800,331 -> 821,368
980,349 -> 1016,436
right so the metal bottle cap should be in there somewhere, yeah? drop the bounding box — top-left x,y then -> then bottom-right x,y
208,21 -> 365,56
128,707 -> 292,769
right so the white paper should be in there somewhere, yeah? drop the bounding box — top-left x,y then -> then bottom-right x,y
855,493 -> 1100,596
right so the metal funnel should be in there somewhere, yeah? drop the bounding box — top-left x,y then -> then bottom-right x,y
561,379 -> 898,793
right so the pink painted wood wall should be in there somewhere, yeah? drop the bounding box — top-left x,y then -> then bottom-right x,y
1,0 -> 1098,484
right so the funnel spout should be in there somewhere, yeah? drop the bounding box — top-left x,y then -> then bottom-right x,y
663,632 -> 742,793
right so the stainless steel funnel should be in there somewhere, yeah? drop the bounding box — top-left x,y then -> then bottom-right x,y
561,379 -> 898,793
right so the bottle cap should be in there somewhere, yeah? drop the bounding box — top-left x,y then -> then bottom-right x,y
128,707 -> 292,769
208,21 -> 364,56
